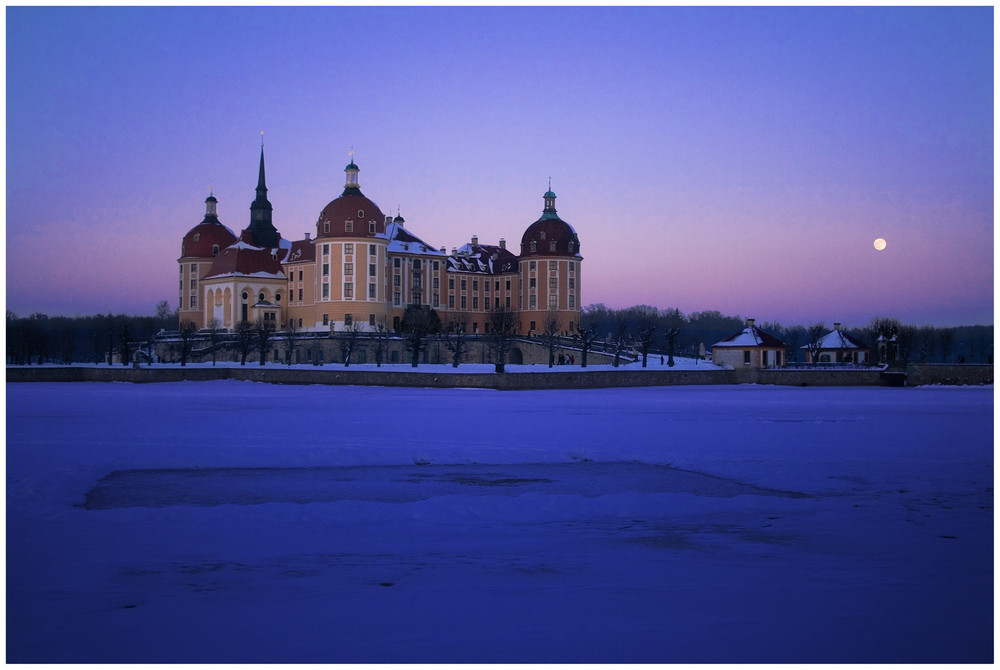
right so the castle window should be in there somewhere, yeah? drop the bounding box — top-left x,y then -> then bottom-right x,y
549,295 -> 558,309
322,284 -> 329,299
345,263 -> 353,276
368,283 -> 376,299
345,314 -> 353,326
346,221 -> 354,233
448,278 -> 454,289
275,293 -> 281,302
369,244 -> 376,256
549,277 -> 557,289
529,278 -> 536,289
473,297 -> 479,310
529,261 -> 536,271
369,263 -> 376,277
394,258 -> 401,268
345,243 -> 354,255
358,210 -> 365,219
190,296 -> 196,308
344,283 -> 353,298
212,244 -> 219,255
539,231 -> 545,240
299,270 -> 303,281
259,292 -> 265,302
529,296 -> 536,309
323,244 -> 329,255
460,279 -> 466,291
461,296 -> 467,309
322,263 -> 329,276
393,275 -> 400,287
242,292 -> 248,301
549,242 -> 557,252
193,233 -> 200,242
369,222 -> 376,233
395,292 -> 402,305
530,241 -> 536,252
323,314 -> 329,326
324,222 -> 330,234
298,288 -> 303,301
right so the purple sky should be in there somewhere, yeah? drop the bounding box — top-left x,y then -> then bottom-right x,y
6,6 -> 993,327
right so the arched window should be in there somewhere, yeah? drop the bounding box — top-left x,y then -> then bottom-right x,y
212,244 -> 220,255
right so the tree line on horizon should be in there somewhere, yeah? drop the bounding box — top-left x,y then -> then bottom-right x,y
5,299 -> 993,366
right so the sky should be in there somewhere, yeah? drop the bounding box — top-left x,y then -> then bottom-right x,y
5,5 -> 994,327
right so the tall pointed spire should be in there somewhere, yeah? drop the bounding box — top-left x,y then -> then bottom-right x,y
246,135 -> 279,248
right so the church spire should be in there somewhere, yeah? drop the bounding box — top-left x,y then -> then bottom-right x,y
246,135 -> 279,248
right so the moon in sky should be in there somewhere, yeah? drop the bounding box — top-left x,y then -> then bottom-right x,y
874,238 -> 887,251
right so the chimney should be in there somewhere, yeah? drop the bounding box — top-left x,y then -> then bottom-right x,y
746,318 -> 755,328
499,238 -> 506,250
451,247 -> 458,256
440,247 -> 446,254
385,215 -> 393,225
472,235 -> 479,248
304,232 -> 311,241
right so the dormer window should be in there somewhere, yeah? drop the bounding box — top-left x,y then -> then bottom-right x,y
358,210 -> 365,218
193,233 -> 200,242
530,241 -> 537,252
539,231 -> 546,240
346,221 -> 354,233
549,241 -> 557,252
212,244 -> 220,255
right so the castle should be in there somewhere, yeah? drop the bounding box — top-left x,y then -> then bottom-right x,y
178,148 -> 582,338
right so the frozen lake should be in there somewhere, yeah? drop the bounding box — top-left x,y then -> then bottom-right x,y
6,380 -> 994,663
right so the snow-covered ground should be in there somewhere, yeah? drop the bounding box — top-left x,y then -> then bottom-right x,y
5,381 -> 993,663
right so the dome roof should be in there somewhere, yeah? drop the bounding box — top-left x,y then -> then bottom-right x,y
520,188 -> 580,258
316,160 -> 387,239
317,192 -> 387,239
520,217 -> 580,257
182,222 -> 238,258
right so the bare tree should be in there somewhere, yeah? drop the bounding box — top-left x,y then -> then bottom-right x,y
206,317 -> 223,366
634,308 -> 657,368
255,318 -> 276,366
370,317 -> 390,367
896,325 -> 917,363
576,324 -> 598,368
868,317 -> 901,363
442,318 -> 470,368
611,320 -> 628,367
283,318 -> 303,365
236,320 -> 255,365
807,322 -> 826,365
338,321 -> 364,367
120,320 -> 132,366
178,320 -> 198,367
662,308 -> 683,367
542,309 -> 561,368
486,304 -> 518,373
400,305 -> 441,368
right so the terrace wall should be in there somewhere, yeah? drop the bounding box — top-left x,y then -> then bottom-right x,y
7,365 -> 903,389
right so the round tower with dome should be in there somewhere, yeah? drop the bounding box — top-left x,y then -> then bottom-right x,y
177,192 -> 237,329
517,184 -> 582,335
306,157 -> 391,331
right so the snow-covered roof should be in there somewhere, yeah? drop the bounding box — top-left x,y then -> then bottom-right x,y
802,329 -> 869,351
713,324 -> 785,348
447,243 -> 518,275
385,221 -> 446,257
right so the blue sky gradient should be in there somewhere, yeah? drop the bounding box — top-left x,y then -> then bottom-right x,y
6,6 -> 993,326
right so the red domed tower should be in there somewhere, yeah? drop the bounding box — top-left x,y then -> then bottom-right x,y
310,156 -> 391,331
518,184 -> 582,335
178,193 -> 237,328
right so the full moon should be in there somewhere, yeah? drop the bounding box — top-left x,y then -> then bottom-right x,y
874,238 -> 887,251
